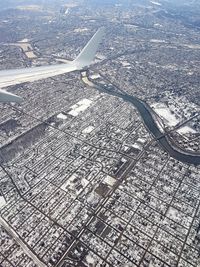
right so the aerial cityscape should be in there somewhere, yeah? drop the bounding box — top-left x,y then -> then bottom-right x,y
0,0 -> 200,266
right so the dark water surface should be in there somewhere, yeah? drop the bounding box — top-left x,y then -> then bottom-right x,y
90,78 -> 200,166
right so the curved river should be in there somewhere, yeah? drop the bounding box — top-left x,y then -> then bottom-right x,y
83,73 -> 200,166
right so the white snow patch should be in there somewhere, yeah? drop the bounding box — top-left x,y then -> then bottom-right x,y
90,74 -> 101,79
82,126 -> 94,134
154,23 -> 163,27
86,254 -> 96,265
132,143 -> 142,150
0,196 -> 6,208
167,207 -> 177,219
74,28 -> 89,33
57,113 -> 67,119
104,175 -> 116,186
96,53 -> 107,60
124,146 -> 129,152
122,158 -> 127,163
121,61 -> 131,67
150,39 -> 166,43
152,103 -> 180,127
19,38 -> 29,43
138,138 -> 146,144
177,126 -> 197,134
87,192 -> 100,206
150,1 -> 162,6
68,99 -> 93,117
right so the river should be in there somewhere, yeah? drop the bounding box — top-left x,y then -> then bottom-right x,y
82,72 -> 200,166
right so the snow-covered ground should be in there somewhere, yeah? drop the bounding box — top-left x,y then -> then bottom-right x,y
0,196 -> 6,208
132,143 -> 142,150
152,103 -> 197,134
86,254 -> 96,265
96,53 -> 107,60
90,74 -> 101,79
82,126 -> 94,134
57,113 -> 68,120
177,126 -> 197,134
68,99 -> 93,117
103,175 -> 116,186
152,103 -> 179,127
138,138 -> 146,144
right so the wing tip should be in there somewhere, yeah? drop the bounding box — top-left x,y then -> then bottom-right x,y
74,26 -> 105,69
0,89 -> 23,103
97,26 -> 106,35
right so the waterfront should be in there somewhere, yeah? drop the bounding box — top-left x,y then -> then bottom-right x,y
83,72 -> 200,165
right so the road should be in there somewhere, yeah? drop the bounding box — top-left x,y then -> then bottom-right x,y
0,216 -> 47,267
81,71 -> 200,165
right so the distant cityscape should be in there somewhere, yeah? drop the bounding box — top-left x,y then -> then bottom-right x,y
0,0 -> 200,267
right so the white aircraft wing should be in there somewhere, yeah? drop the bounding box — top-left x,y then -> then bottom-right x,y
0,89 -> 23,103
0,27 -> 105,103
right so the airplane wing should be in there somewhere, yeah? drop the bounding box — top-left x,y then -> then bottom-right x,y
0,89 -> 23,103
0,27 -> 105,103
